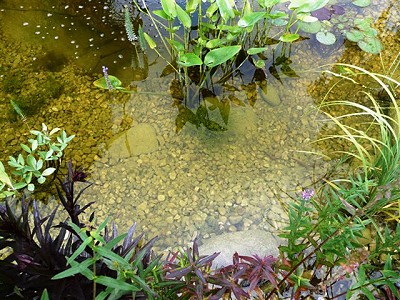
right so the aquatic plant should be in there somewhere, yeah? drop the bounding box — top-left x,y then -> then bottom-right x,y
0,123 -> 74,198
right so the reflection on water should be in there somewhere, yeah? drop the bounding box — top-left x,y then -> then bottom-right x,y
0,0 -> 399,250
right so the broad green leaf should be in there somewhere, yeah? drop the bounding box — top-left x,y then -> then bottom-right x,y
143,33 -> 157,49
152,9 -> 170,21
204,45 -> 241,68
289,0 -> 329,13
216,0 -> 235,21
176,4 -> 191,28
27,183 -> 35,191
178,53 -> 202,67
161,0 -> 177,18
205,38 -> 228,49
206,2 -> 218,19
186,0 -> 198,13
238,12 -> 266,28
93,76 -> 122,90
42,167 -> 56,176
258,0 -> 281,8
49,127 -> 60,135
254,59 -> 265,69
95,276 -> 140,292
279,33 -> 300,42
27,155 -> 36,169
316,31 -> 336,45
299,21 -> 322,33
167,39 -> 185,52
36,159 -> 43,171
297,13 -> 318,23
346,30 -> 364,42
247,47 -> 268,55
358,37 -> 382,54
13,182 -> 27,189
52,258 -> 95,280
95,247 -> 130,269
352,0 -> 371,7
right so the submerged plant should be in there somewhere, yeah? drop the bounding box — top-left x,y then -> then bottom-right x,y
0,123 -> 74,199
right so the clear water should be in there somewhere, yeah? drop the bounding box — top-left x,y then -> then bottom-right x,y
0,0 -> 399,250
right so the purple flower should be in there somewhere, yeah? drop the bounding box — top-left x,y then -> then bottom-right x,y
102,66 -> 114,90
302,189 -> 314,201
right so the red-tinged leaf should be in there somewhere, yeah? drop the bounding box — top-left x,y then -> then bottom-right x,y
165,266 -> 192,279
194,268 -> 207,284
197,252 -> 220,266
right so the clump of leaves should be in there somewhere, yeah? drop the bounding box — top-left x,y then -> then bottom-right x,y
0,161 -> 165,299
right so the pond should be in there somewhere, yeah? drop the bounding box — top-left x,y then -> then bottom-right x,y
0,0 -> 399,251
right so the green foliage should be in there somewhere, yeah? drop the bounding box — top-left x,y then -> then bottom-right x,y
0,123 -> 74,198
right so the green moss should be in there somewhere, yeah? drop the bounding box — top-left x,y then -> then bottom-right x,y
2,71 -> 25,94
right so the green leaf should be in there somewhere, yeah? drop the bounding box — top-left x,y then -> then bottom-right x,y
176,4 -> 191,28
299,20 -> 322,33
40,289 -> 49,300
167,39 -> 184,52
93,76 -> 122,90
257,0 -> 281,8
178,53 -> 202,67
247,47 -> 268,55
42,167 -> 56,176
95,276 -> 140,291
161,0 -> 177,18
204,45 -> 241,68
238,12 -> 266,28
20,143 -> 31,153
279,33 -> 300,42
0,167 -> 13,189
52,258 -> 95,280
346,30 -> 364,42
138,25 -> 146,51
352,0 -> 371,7
143,33 -> 157,49
27,183 -> 35,192
37,176 -> 45,184
205,38 -> 228,49
216,0 -> 235,21
67,236 -> 93,264
95,247 -> 130,269
254,59 -> 265,69
316,31 -> 336,45
289,0 -> 330,13
186,0 -> 198,13
358,37 -> 382,54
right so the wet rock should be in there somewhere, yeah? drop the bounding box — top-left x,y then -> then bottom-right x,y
108,123 -> 159,158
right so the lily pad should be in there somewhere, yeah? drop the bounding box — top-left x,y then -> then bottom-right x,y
299,21 -> 322,34
316,31 -> 336,45
345,30 -> 364,42
358,36 -> 382,54
352,0 -> 371,7
93,75 -> 123,90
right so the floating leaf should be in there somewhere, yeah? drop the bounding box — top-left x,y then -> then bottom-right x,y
345,30 -> 364,42
316,31 -> 336,45
311,7 -> 332,20
352,0 -> 371,7
358,37 -> 382,54
279,33 -> 300,43
93,76 -> 122,90
204,45 -> 241,68
299,21 -> 322,33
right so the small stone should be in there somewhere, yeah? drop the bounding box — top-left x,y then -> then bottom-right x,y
228,215 -> 243,225
217,207 -> 226,215
169,171 -> 177,180
157,194 -> 166,201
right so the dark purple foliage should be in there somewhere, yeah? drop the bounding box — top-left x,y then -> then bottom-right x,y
311,7 -> 332,21
331,5 -> 345,15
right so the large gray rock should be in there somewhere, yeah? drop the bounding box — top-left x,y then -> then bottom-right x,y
199,230 -> 283,268
108,123 -> 159,158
